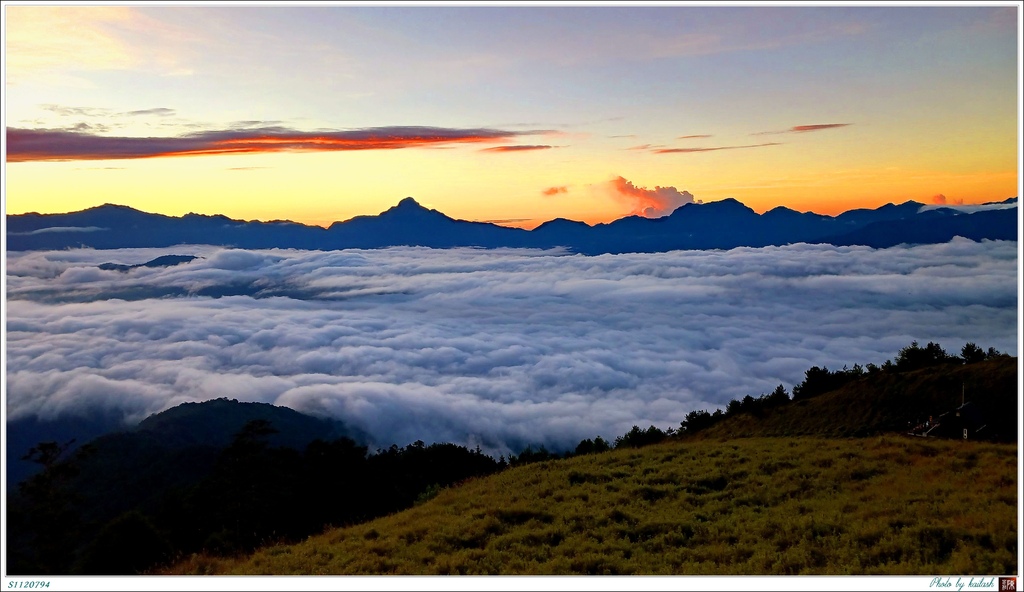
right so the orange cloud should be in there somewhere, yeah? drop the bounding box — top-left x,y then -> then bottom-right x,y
932,193 -> 964,205
609,176 -> 700,218
677,134 -> 712,139
6,126 -> 550,162
542,186 -> 568,196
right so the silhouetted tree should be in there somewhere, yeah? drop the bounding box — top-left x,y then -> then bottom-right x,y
301,436 -> 370,527
74,510 -> 172,575
763,384 -> 791,407
894,341 -> 951,372
509,445 -> 559,466
183,419 -> 307,554
679,409 -> 719,434
740,395 -> 758,415
961,342 -> 986,364
9,439 -> 86,574
574,437 -> 611,456
614,425 -> 667,449
792,366 -> 839,400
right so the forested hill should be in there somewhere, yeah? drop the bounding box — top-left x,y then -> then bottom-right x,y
683,355 -> 1017,442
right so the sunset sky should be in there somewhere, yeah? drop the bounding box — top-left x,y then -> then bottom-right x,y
3,4 -> 1020,228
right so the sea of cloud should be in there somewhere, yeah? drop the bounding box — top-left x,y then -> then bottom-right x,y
5,239 -> 1018,456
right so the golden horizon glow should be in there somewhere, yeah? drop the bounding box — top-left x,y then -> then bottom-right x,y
3,6 -> 1020,228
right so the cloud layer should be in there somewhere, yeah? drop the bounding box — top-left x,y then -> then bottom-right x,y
5,126 -> 548,162
6,240 -> 1017,457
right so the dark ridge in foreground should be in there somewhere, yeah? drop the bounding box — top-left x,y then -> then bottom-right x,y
7,196 -> 1018,254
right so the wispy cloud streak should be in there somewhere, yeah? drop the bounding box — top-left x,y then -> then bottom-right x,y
654,142 -> 781,154
754,123 -> 852,135
480,144 -> 556,153
41,104 -> 176,118
9,226 -> 108,236
6,126 -> 549,162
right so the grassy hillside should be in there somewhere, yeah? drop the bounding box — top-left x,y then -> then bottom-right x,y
168,435 -> 1017,575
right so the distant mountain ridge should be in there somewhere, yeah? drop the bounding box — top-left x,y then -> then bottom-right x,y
98,254 -> 200,272
7,196 -> 1018,254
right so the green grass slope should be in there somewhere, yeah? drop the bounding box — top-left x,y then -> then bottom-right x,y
169,435 -> 1017,575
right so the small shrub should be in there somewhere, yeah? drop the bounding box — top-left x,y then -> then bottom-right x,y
635,485 -> 673,503
567,470 -> 608,485
493,508 -> 553,526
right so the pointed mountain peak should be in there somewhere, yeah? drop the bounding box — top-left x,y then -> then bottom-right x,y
395,197 -> 425,210
376,197 -> 441,218
369,197 -> 457,224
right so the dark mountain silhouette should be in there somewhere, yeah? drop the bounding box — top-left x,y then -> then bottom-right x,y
826,207 -> 1019,247
131,398 -> 364,450
99,254 -> 200,272
7,196 -> 1018,254
7,398 -> 500,575
60,398 -> 363,512
6,398 -> 366,488
324,197 -> 531,249
6,414 -> 122,486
